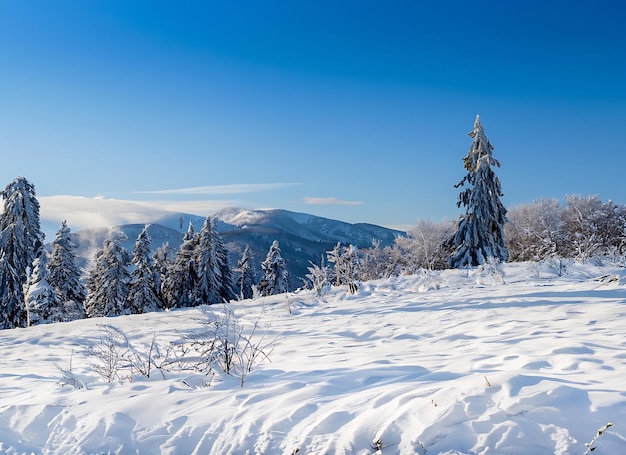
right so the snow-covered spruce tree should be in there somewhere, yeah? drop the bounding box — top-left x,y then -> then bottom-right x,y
151,242 -> 171,304
84,238 -> 132,317
237,244 -> 255,300
194,217 -> 223,305
258,240 -> 289,296
449,115 -> 508,268
128,225 -> 164,314
162,222 -> 198,308
48,220 -> 86,321
0,177 -> 44,329
25,251 -> 61,325
211,217 -> 235,303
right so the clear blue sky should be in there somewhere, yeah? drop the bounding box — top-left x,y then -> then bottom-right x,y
1,1 -> 625,237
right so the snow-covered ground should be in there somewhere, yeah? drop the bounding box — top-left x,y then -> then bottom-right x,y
2,261 -> 626,454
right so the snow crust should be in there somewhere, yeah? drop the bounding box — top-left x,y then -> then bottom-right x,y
2,262 -> 626,454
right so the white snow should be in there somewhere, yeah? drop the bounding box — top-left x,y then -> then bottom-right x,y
215,207 -> 269,227
2,261 -> 626,454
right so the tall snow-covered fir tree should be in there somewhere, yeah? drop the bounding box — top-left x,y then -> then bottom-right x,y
162,222 -> 198,308
211,217 -> 235,303
194,217 -> 222,305
194,217 -> 235,305
84,238 -> 132,317
152,242 -> 171,305
258,240 -> 289,296
25,251 -> 61,325
449,115 -> 508,268
237,244 -> 255,300
0,177 -> 44,329
128,225 -> 164,314
48,220 -> 86,321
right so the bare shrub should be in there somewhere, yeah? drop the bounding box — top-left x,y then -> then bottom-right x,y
475,257 -> 505,285
85,324 -> 131,383
55,351 -> 88,389
187,304 -> 276,386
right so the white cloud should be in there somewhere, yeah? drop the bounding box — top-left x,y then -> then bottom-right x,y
38,195 -> 236,231
303,197 -> 363,206
138,183 -> 300,195
385,224 -> 412,233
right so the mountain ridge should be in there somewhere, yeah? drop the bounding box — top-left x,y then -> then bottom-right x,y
73,207 -> 405,289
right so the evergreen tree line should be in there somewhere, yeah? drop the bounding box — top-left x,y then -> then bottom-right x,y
56,219 -> 290,323
0,176 -> 292,328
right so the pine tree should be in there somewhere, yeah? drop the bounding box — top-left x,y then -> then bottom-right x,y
152,242 -> 171,305
194,217 -> 235,305
195,217 -> 222,305
128,225 -> 164,314
258,240 -> 289,296
449,115 -> 508,268
212,217 -> 235,303
162,222 -> 198,308
237,244 -> 255,300
0,177 -> 44,329
25,251 -> 61,325
85,238 -> 132,317
48,220 -> 86,321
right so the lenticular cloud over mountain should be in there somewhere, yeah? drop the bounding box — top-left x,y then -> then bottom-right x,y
2,261 -> 626,454
38,195 -> 233,234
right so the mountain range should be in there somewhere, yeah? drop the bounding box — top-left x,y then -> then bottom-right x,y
72,207 -> 405,289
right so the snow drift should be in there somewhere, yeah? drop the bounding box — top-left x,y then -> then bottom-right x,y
1,261 -> 626,454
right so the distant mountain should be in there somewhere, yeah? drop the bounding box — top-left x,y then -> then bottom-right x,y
74,207 -> 405,290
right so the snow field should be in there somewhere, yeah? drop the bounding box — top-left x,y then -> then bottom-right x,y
1,262 -> 626,454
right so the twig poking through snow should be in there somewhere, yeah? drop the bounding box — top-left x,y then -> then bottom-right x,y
584,422 -> 613,454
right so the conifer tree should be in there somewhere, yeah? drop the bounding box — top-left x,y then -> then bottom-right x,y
85,238 -> 132,317
194,217 -> 235,305
162,222 -> 198,308
48,220 -> 86,320
0,177 -> 44,329
258,240 -> 289,296
128,225 -> 164,314
152,242 -> 171,304
212,217 -> 235,303
450,115 -> 508,268
26,251 -> 61,325
195,217 -> 222,305
237,244 -> 255,300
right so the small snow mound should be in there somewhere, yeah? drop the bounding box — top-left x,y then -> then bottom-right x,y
417,280 -> 440,292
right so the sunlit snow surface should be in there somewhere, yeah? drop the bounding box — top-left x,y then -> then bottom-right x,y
2,262 -> 626,454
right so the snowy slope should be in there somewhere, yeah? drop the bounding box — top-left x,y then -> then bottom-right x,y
2,261 -> 626,454
214,207 -> 402,246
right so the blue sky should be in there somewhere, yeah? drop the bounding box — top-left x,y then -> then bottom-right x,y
1,1 -> 625,237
